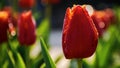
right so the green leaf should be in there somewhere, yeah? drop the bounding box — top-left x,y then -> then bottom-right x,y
31,53 -> 44,68
0,43 -> 7,64
7,50 -> 15,67
8,50 -> 26,68
8,39 -> 19,53
40,37 -> 56,68
97,26 -> 117,68
2,60 -> 9,68
15,52 -> 26,68
37,18 -> 50,43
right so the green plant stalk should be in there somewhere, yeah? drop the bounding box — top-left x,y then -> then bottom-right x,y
77,59 -> 82,68
0,43 -> 7,67
25,46 -> 31,68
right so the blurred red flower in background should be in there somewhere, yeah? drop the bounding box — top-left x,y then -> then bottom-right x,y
91,9 -> 115,37
0,11 -> 9,43
18,0 -> 35,9
41,0 -> 61,4
104,8 -> 115,24
18,11 -> 36,45
3,6 -> 18,36
62,5 -> 98,59
3,6 -> 18,27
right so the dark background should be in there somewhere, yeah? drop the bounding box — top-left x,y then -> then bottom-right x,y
51,0 -> 120,29
1,0 -> 120,29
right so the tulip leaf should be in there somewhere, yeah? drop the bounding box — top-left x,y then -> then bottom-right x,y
0,43 -> 8,65
31,54 -> 44,68
8,49 -> 26,68
8,39 -> 19,53
40,37 -> 56,68
2,60 -> 9,68
97,26 -> 117,68
7,50 -> 15,67
37,18 -> 50,43
15,52 -> 26,68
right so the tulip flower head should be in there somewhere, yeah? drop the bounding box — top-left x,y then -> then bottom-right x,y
0,11 -> 9,43
104,8 -> 115,24
3,6 -> 18,27
91,12 -> 105,36
91,9 -> 115,37
62,5 -> 98,59
18,0 -> 35,9
18,11 -> 36,45
3,6 -> 12,15
41,0 -> 60,4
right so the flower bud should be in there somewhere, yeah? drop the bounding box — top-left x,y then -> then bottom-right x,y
41,0 -> 60,4
18,0 -> 35,9
91,9 -> 115,37
3,6 -> 18,27
0,11 -> 9,43
91,12 -> 105,36
18,11 -> 36,45
62,5 -> 98,59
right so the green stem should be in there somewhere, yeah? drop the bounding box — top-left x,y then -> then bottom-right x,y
77,59 -> 82,68
25,46 -> 30,68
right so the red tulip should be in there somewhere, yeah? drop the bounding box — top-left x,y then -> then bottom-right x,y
3,6 -> 18,26
18,0 -> 35,9
91,12 -> 105,36
62,5 -> 98,59
104,8 -> 115,24
41,0 -> 60,4
3,6 -> 12,15
3,6 -> 18,36
91,9 -> 115,37
18,11 -> 36,45
0,11 -> 9,43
